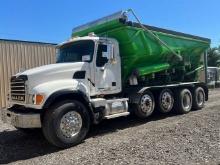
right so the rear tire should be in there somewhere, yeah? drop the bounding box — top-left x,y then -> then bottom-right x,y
192,87 -> 205,110
42,100 -> 90,148
174,88 -> 192,114
134,90 -> 155,119
157,89 -> 174,113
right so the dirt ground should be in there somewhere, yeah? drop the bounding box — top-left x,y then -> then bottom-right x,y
0,89 -> 219,165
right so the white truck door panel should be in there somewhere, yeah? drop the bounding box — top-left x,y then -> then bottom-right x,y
94,43 -> 121,95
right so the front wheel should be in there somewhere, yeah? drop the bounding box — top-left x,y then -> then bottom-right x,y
42,100 -> 90,148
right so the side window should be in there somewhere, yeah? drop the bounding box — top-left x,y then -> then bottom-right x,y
96,44 -> 108,67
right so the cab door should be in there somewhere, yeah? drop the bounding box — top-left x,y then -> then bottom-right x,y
94,42 -> 121,95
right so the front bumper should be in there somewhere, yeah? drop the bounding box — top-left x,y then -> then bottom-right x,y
1,108 -> 41,128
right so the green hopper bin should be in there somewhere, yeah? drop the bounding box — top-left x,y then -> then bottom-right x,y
72,10 -> 211,84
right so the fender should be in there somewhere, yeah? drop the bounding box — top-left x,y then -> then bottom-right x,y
43,89 -> 90,109
125,86 -> 146,104
43,89 -> 96,123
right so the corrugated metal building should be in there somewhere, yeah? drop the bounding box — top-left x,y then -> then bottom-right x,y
0,39 -> 56,109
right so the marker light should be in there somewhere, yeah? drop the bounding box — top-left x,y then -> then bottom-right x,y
34,94 -> 44,105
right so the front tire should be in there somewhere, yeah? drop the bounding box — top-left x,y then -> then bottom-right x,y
42,100 -> 90,148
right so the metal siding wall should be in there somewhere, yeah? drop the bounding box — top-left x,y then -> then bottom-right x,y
0,40 -> 56,109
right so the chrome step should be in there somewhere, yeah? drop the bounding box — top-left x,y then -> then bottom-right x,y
104,112 -> 130,119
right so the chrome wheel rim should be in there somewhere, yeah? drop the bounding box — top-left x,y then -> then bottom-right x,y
197,90 -> 204,106
60,111 -> 82,138
161,91 -> 173,111
140,94 -> 154,113
183,92 -> 191,110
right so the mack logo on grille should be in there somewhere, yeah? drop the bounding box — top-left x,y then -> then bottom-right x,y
11,95 -> 25,101
10,75 -> 26,102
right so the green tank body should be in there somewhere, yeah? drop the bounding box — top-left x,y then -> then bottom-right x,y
72,13 -> 211,85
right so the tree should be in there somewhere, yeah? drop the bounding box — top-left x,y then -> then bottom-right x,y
207,46 -> 220,67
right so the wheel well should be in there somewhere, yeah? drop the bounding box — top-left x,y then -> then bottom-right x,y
41,91 -> 94,124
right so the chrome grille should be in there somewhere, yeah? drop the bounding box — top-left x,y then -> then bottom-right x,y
10,76 -> 27,102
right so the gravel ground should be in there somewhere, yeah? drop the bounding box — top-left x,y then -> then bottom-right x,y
0,89 -> 220,165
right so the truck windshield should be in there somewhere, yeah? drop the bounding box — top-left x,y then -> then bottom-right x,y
56,40 -> 94,63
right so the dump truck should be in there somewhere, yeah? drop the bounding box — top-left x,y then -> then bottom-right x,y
1,9 -> 211,148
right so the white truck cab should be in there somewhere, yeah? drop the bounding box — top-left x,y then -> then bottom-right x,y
2,35 -> 129,148
8,35 -> 122,110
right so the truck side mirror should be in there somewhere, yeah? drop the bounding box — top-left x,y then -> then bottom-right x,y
108,44 -> 116,64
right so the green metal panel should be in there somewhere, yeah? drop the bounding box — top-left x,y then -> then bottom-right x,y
136,63 -> 170,76
72,19 -> 210,84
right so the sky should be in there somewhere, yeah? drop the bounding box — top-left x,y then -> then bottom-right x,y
0,0 -> 219,47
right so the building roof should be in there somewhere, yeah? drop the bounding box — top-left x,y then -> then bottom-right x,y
0,38 -> 57,45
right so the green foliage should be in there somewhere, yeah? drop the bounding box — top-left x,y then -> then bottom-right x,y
208,46 -> 220,67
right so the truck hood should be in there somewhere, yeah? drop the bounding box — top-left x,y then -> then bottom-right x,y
16,62 -> 89,89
